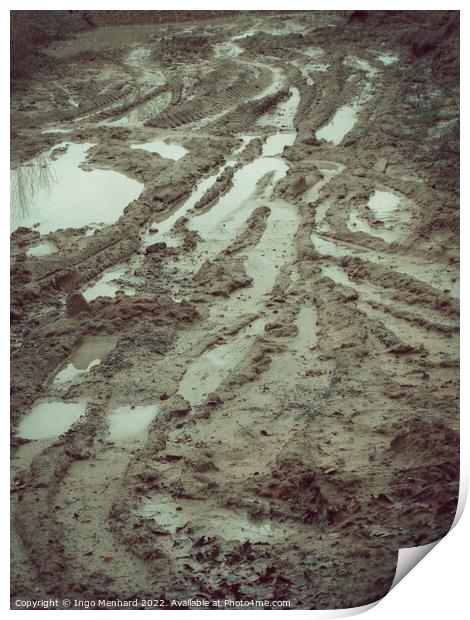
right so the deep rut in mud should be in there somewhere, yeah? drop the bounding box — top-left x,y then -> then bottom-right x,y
10,10 -> 459,610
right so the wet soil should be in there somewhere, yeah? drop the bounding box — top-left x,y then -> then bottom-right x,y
10,9 -> 459,610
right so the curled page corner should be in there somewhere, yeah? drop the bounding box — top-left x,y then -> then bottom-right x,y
390,471 -> 468,592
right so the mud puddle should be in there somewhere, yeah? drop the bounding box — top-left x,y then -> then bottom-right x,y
214,40 -> 244,57
258,86 -> 300,130
11,143 -> 143,234
141,494 -> 289,543
315,104 -> 358,144
313,231 -> 458,297
17,401 -> 86,440
377,53 -> 398,65
83,265 -> 139,301
187,157 -> 289,266
54,335 -> 119,385
26,240 -> 57,257
106,404 -> 159,440
130,137 -> 187,160
141,138 -> 253,250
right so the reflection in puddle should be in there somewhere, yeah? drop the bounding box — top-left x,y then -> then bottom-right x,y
130,138 -> 188,160
10,143 -> 143,234
141,494 -> 288,543
107,404 -> 159,440
54,335 -> 118,384
17,401 -> 85,439
54,359 -> 100,385
315,104 -> 358,145
72,335 -> 119,369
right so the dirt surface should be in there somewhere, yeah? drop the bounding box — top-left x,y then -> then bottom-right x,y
10,10 -> 459,610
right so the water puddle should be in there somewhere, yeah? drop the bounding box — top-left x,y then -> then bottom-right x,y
54,335 -> 118,384
368,190 -> 401,220
295,306 -> 318,350
347,208 -> 401,243
262,132 -> 296,156
106,404 -> 159,440
54,359 -> 101,385
72,334 -> 119,368
315,104 -> 358,145
17,401 -> 86,440
141,494 -> 288,543
214,41 -> 244,57
83,265 -> 137,301
11,143 -> 143,234
130,138 -> 187,160
377,53 -> 398,66
26,240 -> 57,257
302,47 -> 325,58
141,138 -> 253,250
315,236 -> 458,298
242,199 -> 300,297
189,157 -> 288,251
343,56 -> 376,76
258,86 -> 300,130
41,127 -> 73,134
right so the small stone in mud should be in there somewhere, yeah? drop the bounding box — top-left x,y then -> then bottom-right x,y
66,292 -> 90,317
146,242 -> 167,254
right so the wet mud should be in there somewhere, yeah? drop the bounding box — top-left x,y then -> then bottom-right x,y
10,9 -> 459,610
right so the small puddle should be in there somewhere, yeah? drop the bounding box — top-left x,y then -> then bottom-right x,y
347,208 -> 402,243
54,335 -> 118,384
41,127 -> 73,134
343,56 -> 376,75
17,401 -> 86,440
26,240 -> 57,257
83,266 -> 137,301
54,359 -> 101,385
11,143 -> 143,234
130,138 -> 187,160
377,53 -> 398,66
368,190 -> 401,220
72,334 -> 119,368
315,105 -> 358,145
214,41 -> 244,57
262,132 -> 296,156
102,92 -> 172,128
107,404 -> 159,440
141,494 -> 288,543
258,86 -> 300,130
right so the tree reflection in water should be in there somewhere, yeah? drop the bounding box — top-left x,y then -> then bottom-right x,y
10,153 -> 57,220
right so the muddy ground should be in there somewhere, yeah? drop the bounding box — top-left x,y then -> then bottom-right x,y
10,10 -> 459,610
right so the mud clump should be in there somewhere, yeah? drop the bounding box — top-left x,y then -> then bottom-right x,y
194,257 -> 253,297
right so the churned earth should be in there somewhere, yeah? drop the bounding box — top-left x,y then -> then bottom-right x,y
10,10 -> 459,610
